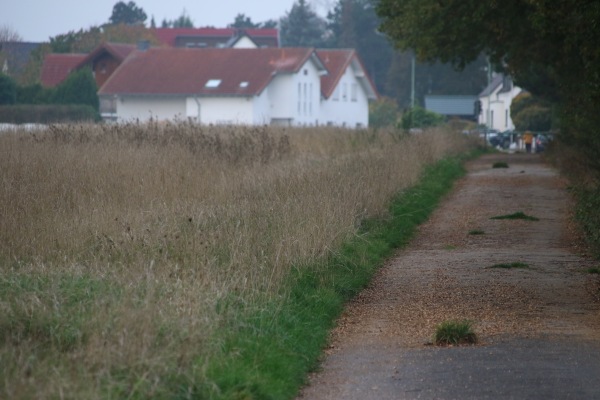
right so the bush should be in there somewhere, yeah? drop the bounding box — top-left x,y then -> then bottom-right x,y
0,105 -> 100,123
400,106 -> 444,131
0,73 -> 17,105
369,97 -> 399,128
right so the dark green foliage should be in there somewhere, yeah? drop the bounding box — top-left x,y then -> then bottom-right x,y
587,267 -> 600,274
488,262 -> 529,269
369,97 -> 399,128
376,0 -> 600,173
490,211 -> 539,221
53,67 -> 99,111
0,105 -> 99,123
280,0 -> 327,47
434,320 -> 477,346
400,106 -> 444,130
199,154 -> 473,399
16,83 -> 53,104
0,73 -> 17,105
228,13 -> 260,28
492,162 -> 509,168
574,186 -> 600,258
468,229 -> 485,235
109,1 -> 147,25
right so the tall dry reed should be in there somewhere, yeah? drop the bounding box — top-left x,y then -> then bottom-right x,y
0,122 -> 473,398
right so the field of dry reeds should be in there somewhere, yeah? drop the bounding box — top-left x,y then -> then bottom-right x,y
0,122 -> 474,398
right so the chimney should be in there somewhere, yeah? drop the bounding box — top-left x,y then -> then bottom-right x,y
137,40 -> 150,51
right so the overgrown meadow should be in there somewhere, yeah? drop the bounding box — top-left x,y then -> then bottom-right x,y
0,123 -> 474,398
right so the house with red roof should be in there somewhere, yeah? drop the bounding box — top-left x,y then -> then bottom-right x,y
99,47 -> 327,125
151,28 -> 279,48
98,46 -> 378,127
40,42 -> 135,89
317,49 -> 378,128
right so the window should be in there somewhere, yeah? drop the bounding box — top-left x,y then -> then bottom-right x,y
342,83 -> 348,101
205,79 -> 221,88
351,83 -> 358,102
239,81 -> 249,88
298,83 -> 302,113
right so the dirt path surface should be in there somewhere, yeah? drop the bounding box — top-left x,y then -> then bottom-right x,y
298,153 -> 600,400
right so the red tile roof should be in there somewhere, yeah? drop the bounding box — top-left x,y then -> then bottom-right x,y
40,53 -> 87,87
152,28 -> 279,47
316,49 -> 379,100
99,47 -> 319,96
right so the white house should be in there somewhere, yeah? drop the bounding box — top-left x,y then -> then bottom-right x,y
478,74 -> 522,131
99,47 -> 327,126
98,47 -> 378,127
317,49 -> 378,128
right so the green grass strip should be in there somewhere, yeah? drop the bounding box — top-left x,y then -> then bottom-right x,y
190,153 -> 476,400
490,211 -> 539,221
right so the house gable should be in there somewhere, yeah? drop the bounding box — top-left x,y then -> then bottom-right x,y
40,53 -> 87,87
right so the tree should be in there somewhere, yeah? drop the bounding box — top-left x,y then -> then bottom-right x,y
280,0 -> 327,47
0,25 -> 22,42
511,92 -> 553,132
369,97 -> 399,128
228,14 -> 260,29
109,1 -> 147,26
53,67 -> 99,111
0,73 -> 17,105
400,106 -> 444,131
376,0 -> 600,169
326,0 -> 393,95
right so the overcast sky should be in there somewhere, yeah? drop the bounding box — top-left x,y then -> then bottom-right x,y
3,0 -> 333,42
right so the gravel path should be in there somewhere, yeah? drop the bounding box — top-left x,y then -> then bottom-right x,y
298,153 -> 600,400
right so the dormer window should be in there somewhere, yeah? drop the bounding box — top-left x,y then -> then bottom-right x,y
205,79 -> 222,88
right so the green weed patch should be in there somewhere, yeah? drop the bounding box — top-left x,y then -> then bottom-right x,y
468,229 -> 485,235
488,262 -> 530,269
491,211 -> 539,221
433,320 -> 477,346
492,161 -> 509,168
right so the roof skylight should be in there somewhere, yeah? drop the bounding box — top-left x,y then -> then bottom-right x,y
205,79 -> 222,88
239,81 -> 249,88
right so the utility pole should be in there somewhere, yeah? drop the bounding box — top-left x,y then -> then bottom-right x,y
410,54 -> 415,109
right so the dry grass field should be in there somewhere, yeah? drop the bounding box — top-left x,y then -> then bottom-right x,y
0,122 -> 474,398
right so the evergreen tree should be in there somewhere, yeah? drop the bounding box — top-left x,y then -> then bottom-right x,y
280,0 -> 327,47
53,67 -> 99,111
228,14 -> 259,29
0,73 -> 16,105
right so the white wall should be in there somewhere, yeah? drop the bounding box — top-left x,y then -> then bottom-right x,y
269,59 -> 322,126
320,66 -> 369,128
479,84 -> 521,131
117,96 -> 186,122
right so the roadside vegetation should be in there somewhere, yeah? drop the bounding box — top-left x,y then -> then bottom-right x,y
0,123 -> 476,399
433,320 -> 477,346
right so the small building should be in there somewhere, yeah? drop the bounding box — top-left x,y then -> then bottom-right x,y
478,74 -> 522,131
424,95 -> 478,120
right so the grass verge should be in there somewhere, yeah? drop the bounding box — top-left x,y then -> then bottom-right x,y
195,154 -> 474,399
490,211 -> 539,221
433,320 -> 477,346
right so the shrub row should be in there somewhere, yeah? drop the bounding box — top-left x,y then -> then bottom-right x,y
0,105 -> 99,124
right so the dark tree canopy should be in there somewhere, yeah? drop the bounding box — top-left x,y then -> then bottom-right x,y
377,0 -> 600,167
280,0 -> 327,47
109,1 -> 147,25
228,14 -> 260,29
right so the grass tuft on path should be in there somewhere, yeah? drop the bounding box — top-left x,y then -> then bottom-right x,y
433,320 -> 477,346
488,262 -> 530,269
491,211 -> 539,221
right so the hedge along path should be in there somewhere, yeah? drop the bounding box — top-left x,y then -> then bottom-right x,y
299,153 -> 600,399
